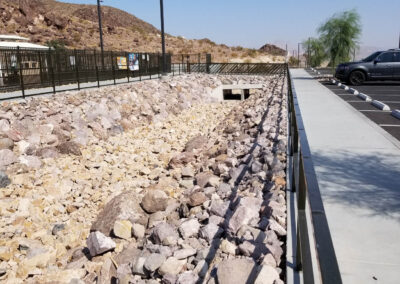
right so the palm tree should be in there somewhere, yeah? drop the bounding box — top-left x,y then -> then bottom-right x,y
318,10 -> 361,68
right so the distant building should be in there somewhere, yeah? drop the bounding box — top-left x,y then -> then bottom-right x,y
0,35 -> 49,87
0,35 -> 48,50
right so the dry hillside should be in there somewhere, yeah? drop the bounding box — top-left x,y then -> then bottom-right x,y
0,0 -> 285,63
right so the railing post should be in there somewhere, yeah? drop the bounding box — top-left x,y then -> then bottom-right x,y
295,154 -> 315,284
48,47 -> 56,94
139,54 -> 142,81
126,52 -> 130,83
16,47 -> 25,99
38,51 -> 43,85
74,49 -> 80,90
158,53 -> 161,78
111,51 -> 116,85
94,49 -> 100,88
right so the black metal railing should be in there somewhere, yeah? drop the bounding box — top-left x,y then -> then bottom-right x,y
172,62 -> 287,75
0,47 -> 172,100
287,66 -> 342,283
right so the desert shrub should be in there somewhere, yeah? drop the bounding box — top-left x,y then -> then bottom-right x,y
72,32 -> 81,43
246,49 -> 258,58
288,56 -> 300,66
46,39 -> 66,50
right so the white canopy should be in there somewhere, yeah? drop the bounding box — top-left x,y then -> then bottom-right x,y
0,35 -> 30,41
0,41 -> 49,50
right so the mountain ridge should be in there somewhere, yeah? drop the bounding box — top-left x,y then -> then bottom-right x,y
0,0 -> 284,63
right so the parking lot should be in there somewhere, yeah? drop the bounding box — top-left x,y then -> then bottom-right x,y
321,80 -> 400,140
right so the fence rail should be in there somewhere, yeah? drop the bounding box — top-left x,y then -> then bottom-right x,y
287,67 -> 342,283
174,62 -> 286,75
0,47 -> 172,99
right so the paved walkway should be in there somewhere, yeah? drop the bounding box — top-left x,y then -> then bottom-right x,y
290,69 -> 400,284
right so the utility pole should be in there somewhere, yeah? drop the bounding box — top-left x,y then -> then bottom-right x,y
308,37 -> 311,68
285,44 -> 288,63
97,0 -> 104,68
160,0 -> 167,74
298,43 -> 300,67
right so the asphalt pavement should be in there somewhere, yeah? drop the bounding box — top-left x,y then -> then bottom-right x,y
321,81 -> 400,141
305,68 -> 400,141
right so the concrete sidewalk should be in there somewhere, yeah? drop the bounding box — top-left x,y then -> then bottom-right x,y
290,69 -> 400,284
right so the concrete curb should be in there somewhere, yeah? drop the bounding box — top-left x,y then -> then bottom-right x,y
357,93 -> 372,102
391,109 -> 400,120
348,88 -> 359,95
340,84 -> 349,91
371,100 -> 391,111
331,79 -> 337,84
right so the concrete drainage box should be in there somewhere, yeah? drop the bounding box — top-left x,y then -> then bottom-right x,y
212,84 -> 263,101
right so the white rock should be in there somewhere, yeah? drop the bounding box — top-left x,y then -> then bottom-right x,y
132,223 -> 145,239
19,155 -> 42,169
254,265 -> 280,284
199,223 -> 223,242
0,149 -> 17,167
158,257 -> 186,276
86,231 -> 116,256
220,239 -> 237,255
113,220 -> 132,239
177,271 -> 199,284
15,140 -> 31,154
173,248 -> 197,259
17,198 -> 31,217
144,253 -> 166,272
179,219 -> 201,239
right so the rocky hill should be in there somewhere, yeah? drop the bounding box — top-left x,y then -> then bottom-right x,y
259,44 -> 286,56
0,0 -> 285,63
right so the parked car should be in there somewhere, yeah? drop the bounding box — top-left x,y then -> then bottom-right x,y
335,48 -> 400,85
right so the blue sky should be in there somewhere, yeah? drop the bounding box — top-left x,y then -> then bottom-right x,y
59,0 -> 400,53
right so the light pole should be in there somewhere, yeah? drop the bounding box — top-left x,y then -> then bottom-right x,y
97,0 -> 104,68
160,0 -> 167,74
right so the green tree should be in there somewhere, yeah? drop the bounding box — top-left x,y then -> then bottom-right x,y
288,56 -> 300,67
318,10 -> 361,67
46,39 -> 66,50
302,37 -> 326,67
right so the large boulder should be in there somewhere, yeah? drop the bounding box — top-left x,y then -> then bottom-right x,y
91,191 -> 148,236
0,138 -> 14,150
141,190 -> 169,213
152,222 -> 179,246
86,231 -> 116,257
0,149 -> 17,168
217,259 -> 258,284
228,197 -> 262,234
57,141 -> 82,156
184,135 -> 208,152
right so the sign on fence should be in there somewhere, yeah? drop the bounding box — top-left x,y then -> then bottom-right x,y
117,56 -> 127,70
129,53 -> 139,71
70,56 -> 76,66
